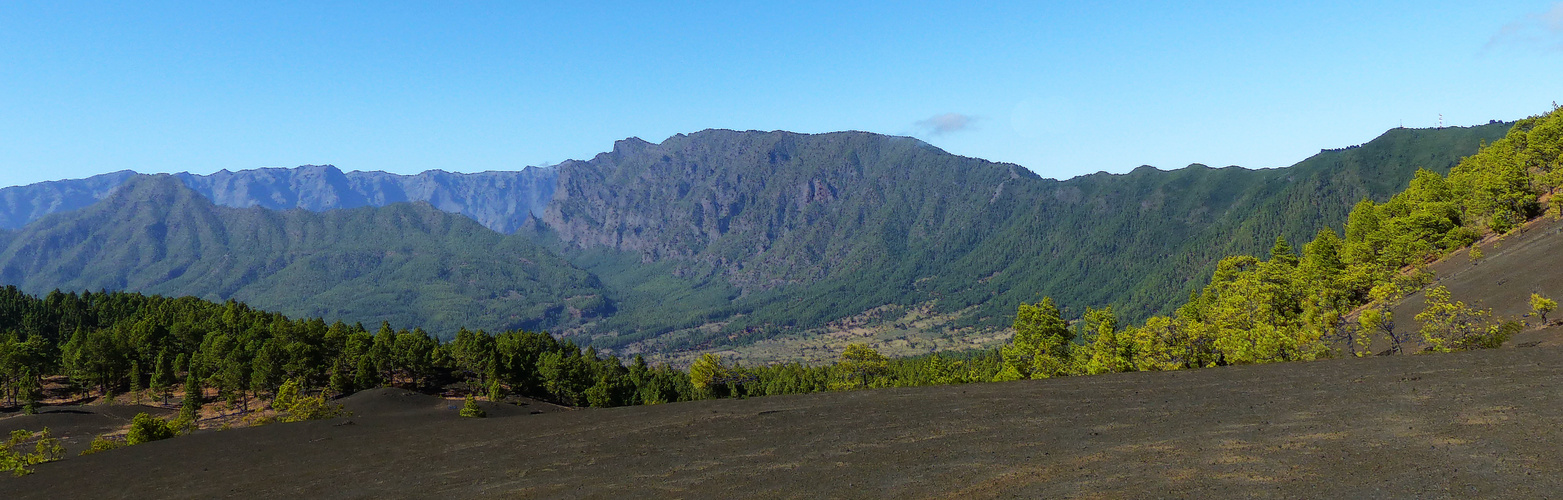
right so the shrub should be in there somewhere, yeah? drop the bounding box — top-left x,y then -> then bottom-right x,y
1417,287 -> 1514,351
126,413 -> 178,445
1532,293 -> 1557,323
3,428 -> 64,476
79,435 -> 127,456
270,379 -> 348,423
459,395 -> 486,418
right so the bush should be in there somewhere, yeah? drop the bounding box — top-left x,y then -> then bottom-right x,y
3,428 -> 64,476
126,413 -> 178,445
278,394 -> 347,422
270,379 -> 348,423
79,435 -> 127,456
1472,320 -> 1523,350
1417,286 -> 1513,352
459,395 -> 486,418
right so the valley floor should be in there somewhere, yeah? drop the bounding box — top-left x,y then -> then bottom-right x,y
9,341 -> 1563,498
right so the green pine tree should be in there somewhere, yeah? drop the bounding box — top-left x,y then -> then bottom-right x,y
150,350 -> 173,403
487,379 -> 503,403
999,297 -> 1072,380
329,356 -> 354,396
127,361 -> 142,403
179,372 -> 201,423
353,355 -> 381,391
20,368 -> 39,415
459,394 -> 486,418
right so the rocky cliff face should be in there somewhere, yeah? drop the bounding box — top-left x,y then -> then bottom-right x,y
542,129 -> 1023,293
175,165 -> 558,234
534,124 -> 1515,346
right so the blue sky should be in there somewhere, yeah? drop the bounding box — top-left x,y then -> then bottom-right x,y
2,1 -> 1561,188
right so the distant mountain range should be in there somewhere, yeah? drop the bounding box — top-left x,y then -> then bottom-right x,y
0,175 -> 606,335
0,165 -> 556,233
0,123 -> 1513,355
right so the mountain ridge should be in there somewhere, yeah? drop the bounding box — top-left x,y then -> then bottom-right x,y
0,170 -> 138,230
0,174 -> 608,336
0,165 -> 559,234
529,124 -> 1510,352
0,123 -> 1515,354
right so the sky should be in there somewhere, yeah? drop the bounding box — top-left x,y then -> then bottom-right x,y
2,1 -> 1562,189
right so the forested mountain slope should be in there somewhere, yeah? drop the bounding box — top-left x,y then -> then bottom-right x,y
0,175 -> 606,336
0,123 -> 1510,353
543,124 -> 1509,349
984,106 -> 1563,380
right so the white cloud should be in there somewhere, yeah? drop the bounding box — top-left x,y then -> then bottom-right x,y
1487,2 -> 1563,51
915,113 -> 978,136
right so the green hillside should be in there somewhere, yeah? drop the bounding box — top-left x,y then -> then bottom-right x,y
541,124 -> 1509,350
0,175 -> 609,337
0,124 -> 1512,354
989,106 -> 1563,379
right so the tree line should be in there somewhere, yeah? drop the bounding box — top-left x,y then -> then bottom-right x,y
0,287 -> 688,411
0,287 -> 1002,414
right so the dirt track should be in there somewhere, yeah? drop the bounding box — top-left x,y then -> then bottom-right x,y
5,343 -> 1563,498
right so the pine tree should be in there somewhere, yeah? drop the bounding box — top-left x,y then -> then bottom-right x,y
272,378 -> 301,415
459,394 -> 486,418
127,361 -> 142,403
688,353 -> 725,398
179,371 -> 201,423
20,368 -> 39,415
353,355 -> 381,391
1269,236 -> 1298,268
836,344 -> 888,389
1083,306 -> 1132,375
150,351 -> 172,404
249,342 -> 282,398
372,322 -> 396,384
1417,286 -> 1505,351
1000,297 -> 1072,380
329,356 -> 353,396
486,379 -> 503,403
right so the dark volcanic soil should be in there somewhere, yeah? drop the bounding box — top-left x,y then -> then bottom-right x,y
1392,214 -> 1563,339
0,403 -> 176,456
7,345 -> 1563,498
